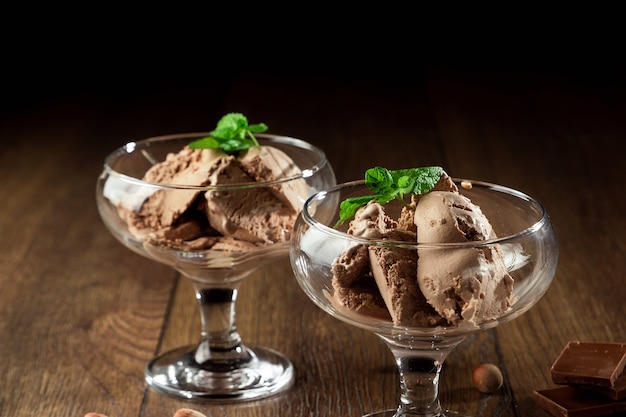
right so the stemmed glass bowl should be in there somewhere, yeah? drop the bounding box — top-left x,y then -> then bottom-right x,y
96,132 -> 335,401
290,179 -> 558,417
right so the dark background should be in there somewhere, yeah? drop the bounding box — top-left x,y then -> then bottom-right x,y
2,16 -> 625,187
3,17 -> 625,116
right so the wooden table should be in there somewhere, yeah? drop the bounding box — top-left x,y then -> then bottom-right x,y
2,60 -> 625,416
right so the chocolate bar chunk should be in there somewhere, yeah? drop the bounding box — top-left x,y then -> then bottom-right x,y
575,372 -> 626,401
551,341 -> 626,387
534,386 -> 626,417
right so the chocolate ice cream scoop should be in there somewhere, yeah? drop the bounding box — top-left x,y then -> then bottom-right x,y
415,191 -> 514,326
332,201 -> 446,327
239,145 -> 308,212
205,155 -> 298,244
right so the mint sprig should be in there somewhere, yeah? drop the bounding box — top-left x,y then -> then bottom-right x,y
189,113 -> 268,153
335,166 -> 443,227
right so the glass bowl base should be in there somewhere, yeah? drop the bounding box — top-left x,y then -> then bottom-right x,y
363,409 -> 468,417
145,344 -> 294,402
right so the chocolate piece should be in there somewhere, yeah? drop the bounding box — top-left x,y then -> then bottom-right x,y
573,372 -> 626,401
534,386 -> 626,417
551,341 -> 626,388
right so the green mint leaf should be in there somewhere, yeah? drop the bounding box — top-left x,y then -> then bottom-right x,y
188,136 -> 220,149
395,174 -> 415,198
221,139 -> 254,152
188,112 -> 268,152
335,166 -> 444,228
407,166 -> 443,194
247,122 -> 268,133
212,113 -> 248,138
364,166 -> 394,195
335,195 -> 378,228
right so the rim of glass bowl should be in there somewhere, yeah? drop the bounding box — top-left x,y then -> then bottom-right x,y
301,179 -> 549,250
103,132 -> 330,190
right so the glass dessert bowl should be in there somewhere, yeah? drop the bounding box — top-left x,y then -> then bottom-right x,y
290,179 -> 558,417
96,132 -> 336,401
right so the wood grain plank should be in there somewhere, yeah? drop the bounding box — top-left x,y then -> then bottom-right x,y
0,102 -> 178,417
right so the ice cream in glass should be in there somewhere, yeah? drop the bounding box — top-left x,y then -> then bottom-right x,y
96,114 -> 336,401
290,167 -> 558,416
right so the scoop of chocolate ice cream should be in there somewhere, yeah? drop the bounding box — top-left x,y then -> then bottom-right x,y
415,191 -> 514,326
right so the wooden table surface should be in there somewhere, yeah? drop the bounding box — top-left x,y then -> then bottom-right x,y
2,54 -> 625,417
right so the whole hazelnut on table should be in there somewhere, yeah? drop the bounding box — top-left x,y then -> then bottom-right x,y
173,409 -> 208,417
472,363 -> 504,394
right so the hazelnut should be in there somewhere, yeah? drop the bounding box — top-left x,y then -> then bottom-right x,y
472,363 -> 503,394
173,409 -> 208,417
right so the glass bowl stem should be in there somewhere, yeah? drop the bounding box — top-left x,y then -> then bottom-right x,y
377,335 -> 465,417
